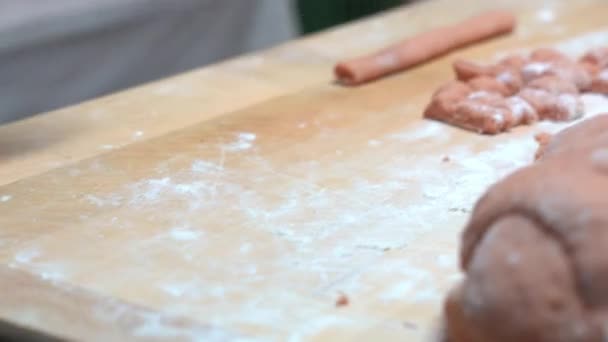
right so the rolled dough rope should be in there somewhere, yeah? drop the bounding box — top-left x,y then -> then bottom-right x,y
445,114 -> 608,341
334,10 -> 516,86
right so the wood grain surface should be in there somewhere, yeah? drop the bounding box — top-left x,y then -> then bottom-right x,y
1,0 -> 608,340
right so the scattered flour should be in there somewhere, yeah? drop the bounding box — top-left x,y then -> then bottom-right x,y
287,315 -> 354,342
495,30 -> 608,60
389,121 -> 450,142
375,53 -> 399,68
436,254 -> 455,269
14,248 -> 41,264
132,131 -> 144,140
224,132 -> 256,152
522,62 -> 551,78
192,159 -> 224,173
168,227 -> 203,242
367,139 -> 382,147
160,282 -> 199,298
555,30 -> 608,57
86,194 -> 122,207
11,248 -> 68,282
536,7 -> 556,23
131,311 -> 230,342
0,195 -> 11,202
27,88 -> 608,339
239,242 -> 253,254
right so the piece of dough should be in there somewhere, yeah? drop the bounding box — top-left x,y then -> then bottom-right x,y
424,81 -> 473,120
453,57 -> 524,95
334,11 -> 516,85
579,47 -> 608,75
468,76 -> 511,96
424,83 -> 521,134
590,69 -> 608,95
425,47 -> 598,134
445,114 -> 608,342
521,49 -> 591,91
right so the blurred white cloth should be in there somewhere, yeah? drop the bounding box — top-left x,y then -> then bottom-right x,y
0,0 -> 297,123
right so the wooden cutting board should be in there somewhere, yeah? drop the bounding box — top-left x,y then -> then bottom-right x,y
2,0 -> 608,341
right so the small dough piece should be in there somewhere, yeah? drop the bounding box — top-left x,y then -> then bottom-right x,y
529,48 -> 570,63
495,55 -> 527,94
533,132 -> 553,160
505,96 -> 538,125
424,81 -> 473,120
453,59 -> 493,81
494,68 -> 524,95
452,93 -> 514,134
522,49 -> 591,91
424,83 -> 515,134
522,60 -> 591,91
453,57 -> 524,94
589,69 -> 608,95
497,54 -> 527,70
452,101 -> 510,134
579,47 -> 608,73
518,88 -> 583,121
526,75 -> 579,95
579,61 -> 600,77
468,76 -> 511,96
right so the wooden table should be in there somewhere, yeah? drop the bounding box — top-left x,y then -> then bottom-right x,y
1,0 -> 608,340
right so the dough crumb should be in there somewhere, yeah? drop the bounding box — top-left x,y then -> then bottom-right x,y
335,292 -> 349,307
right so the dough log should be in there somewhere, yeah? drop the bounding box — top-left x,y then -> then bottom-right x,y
334,10 -> 516,86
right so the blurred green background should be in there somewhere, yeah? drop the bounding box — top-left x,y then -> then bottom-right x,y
297,0 -> 407,34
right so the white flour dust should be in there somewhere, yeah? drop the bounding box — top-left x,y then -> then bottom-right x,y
536,7 -> 556,23
494,29 -> 608,61
91,298 -> 237,342
132,130 -> 145,140
168,227 -> 203,242
389,120 -> 450,142
555,30 -> 608,57
0,195 -> 11,202
18,28 -> 608,336
9,247 -> 68,282
224,132 -> 256,152
63,105 -> 578,335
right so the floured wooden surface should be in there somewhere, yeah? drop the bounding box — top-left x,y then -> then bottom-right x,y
2,1 -> 608,341
0,0 -> 603,186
